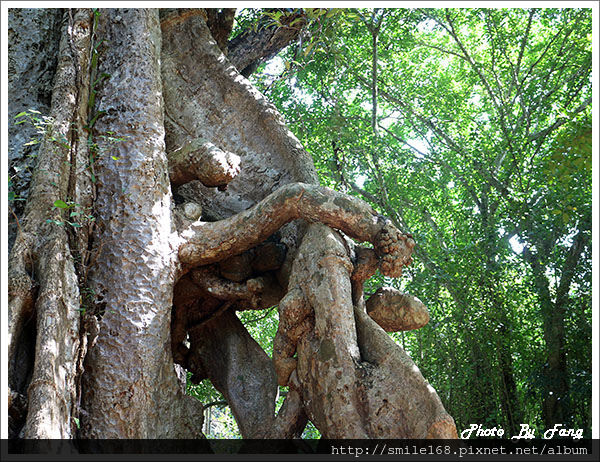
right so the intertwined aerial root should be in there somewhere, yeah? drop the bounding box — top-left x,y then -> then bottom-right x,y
178,182 -> 415,274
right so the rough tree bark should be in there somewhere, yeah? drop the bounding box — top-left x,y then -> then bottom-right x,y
8,9 -> 93,439
7,9 -> 63,253
8,7 -> 457,442
79,9 -> 203,438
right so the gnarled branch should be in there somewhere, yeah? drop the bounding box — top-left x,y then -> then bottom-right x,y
205,8 -> 236,52
228,9 -> 306,77
178,182 -> 415,276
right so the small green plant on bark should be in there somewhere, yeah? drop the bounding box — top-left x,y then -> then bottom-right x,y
48,199 -> 95,228
13,109 -> 70,151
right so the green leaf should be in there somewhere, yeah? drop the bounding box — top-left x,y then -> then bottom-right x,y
93,38 -> 105,51
53,199 -> 70,209
304,42 -> 315,57
14,111 -> 28,118
93,72 -> 111,88
90,52 -> 98,72
265,21 -> 281,28
88,90 -> 96,109
87,110 -> 106,129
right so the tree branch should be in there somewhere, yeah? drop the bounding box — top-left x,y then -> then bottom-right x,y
227,9 -> 306,77
178,182 -> 415,279
528,97 -> 591,141
514,9 -> 535,90
365,9 -> 384,136
377,123 -> 483,211
414,40 -> 467,61
555,225 -> 590,307
205,8 -> 237,52
203,400 -> 228,410
442,10 -> 517,155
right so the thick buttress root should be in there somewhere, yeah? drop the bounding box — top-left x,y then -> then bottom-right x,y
271,224 -> 457,438
8,9 -> 94,439
354,304 -> 458,438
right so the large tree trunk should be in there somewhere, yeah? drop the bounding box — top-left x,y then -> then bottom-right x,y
8,7 -> 456,442
290,224 -> 456,438
79,9 -> 203,438
8,8 -> 93,439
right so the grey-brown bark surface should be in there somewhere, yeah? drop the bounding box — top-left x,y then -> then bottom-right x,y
287,225 -> 457,438
9,7 -> 456,441
79,9 -> 203,438
160,8 -> 318,224
366,287 -> 430,332
7,9 -> 63,253
353,304 -> 458,438
205,8 -> 237,52
168,137 -> 241,188
178,182 -> 413,273
187,309 -> 278,438
8,8 -> 93,439
159,9 -> 456,439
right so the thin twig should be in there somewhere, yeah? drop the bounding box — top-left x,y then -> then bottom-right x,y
241,305 -> 276,324
8,203 -> 23,240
